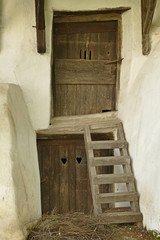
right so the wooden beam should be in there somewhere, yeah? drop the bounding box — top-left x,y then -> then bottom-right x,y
141,0 -> 157,55
35,0 -> 46,53
53,8 -> 131,18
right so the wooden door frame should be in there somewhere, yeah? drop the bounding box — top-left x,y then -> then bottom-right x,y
51,9 -> 124,119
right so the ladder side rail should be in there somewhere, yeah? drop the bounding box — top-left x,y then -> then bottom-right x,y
84,125 -> 102,215
118,122 -> 140,212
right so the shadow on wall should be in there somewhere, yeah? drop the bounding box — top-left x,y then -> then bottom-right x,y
0,0 -> 3,51
121,37 -> 160,231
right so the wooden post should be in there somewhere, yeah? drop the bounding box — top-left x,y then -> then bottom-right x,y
141,0 -> 157,55
35,0 -> 46,53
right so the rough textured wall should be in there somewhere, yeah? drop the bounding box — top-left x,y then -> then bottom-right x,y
1,0 -> 160,233
0,84 -> 41,240
118,19 -> 160,232
0,0 -> 141,129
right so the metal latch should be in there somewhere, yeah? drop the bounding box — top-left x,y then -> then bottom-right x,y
104,58 -> 124,65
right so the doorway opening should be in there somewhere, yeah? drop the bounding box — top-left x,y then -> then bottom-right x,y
51,10 -> 122,118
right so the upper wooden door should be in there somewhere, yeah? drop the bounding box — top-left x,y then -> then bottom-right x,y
53,21 -> 118,116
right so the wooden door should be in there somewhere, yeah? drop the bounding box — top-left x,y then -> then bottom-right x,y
37,135 -> 93,214
53,21 -> 118,116
37,134 -> 113,214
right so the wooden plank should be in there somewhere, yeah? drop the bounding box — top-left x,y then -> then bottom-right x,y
53,8 -> 131,18
96,192 -> 138,204
93,173 -> 134,185
52,112 -> 118,123
35,0 -> 46,53
68,143 -> 76,212
37,143 -> 50,214
54,21 -> 117,34
98,211 -> 142,224
90,140 -> 127,149
54,85 -> 76,116
55,60 -> 116,85
54,13 -> 122,23
59,145 -> 69,213
75,144 -> 88,213
96,85 -> 115,111
142,0 -> 157,34
118,122 -> 140,212
141,0 -> 157,55
91,156 -> 130,167
50,143 -> 60,213
37,114 -> 118,135
54,34 -> 68,59
84,125 -> 102,215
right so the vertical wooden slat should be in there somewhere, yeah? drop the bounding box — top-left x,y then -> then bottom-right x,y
75,143 -> 88,213
37,143 -> 50,214
59,144 -> 69,213
68,143 -> 76,212
50,143 -> 60,212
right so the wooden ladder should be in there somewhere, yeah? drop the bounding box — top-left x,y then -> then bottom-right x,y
84,119 -> 142,224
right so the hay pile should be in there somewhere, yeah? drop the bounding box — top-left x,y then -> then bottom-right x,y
27,212 -> 158,240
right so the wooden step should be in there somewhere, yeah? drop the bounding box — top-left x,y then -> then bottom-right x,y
84,121 -> 142,224
90,156 -> 130,166
89,140 -> 127,149
93,173 -> 134,184
96,192 -> 138,204
98,211 -> 143,224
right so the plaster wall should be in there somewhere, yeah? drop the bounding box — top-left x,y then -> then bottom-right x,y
0,0 -> 141,130
0,84 -> 41,240
1,0 -> 160,233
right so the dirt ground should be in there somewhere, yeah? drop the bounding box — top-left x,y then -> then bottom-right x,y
27,212 -> 160,240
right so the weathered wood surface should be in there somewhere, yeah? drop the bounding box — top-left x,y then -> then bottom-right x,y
54,13 -> 122,23
35,0 -> 46,53
141,0 -> 157,55
37,112 -> 118,135
83,120 -> 142,224
37,132 -> 114,214
55,60 -> 116,85
53,20 -> 117,116
84,125 -> 102,215
89,140 -> 127,150
37,136 -> 93,214
98,211 -> 142,224
96,192 -> 138,204
118,122 -> 140,212
93,173 -> 134,185
55,21 -> 117,34
53,8 -> 131,18
91,156 -> 130,167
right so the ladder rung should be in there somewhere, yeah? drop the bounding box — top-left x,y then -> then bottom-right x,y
96,192 -> 138,204
90,120 -> 120,130
93,173 -> 134,184
98,211 -> 143,224
91,156 -> 130,166
89,140 -> 127,149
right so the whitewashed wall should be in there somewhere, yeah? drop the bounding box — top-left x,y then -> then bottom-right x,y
0,0 -> 160,233
118,1 -> 160,231
0,0 -> 141,130
0,84 -> 41,240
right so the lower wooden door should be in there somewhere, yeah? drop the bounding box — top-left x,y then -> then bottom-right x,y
37,134 -> 113,214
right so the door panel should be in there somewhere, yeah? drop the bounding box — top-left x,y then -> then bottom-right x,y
53,21 -> 117,116
37,134 -> 114,214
